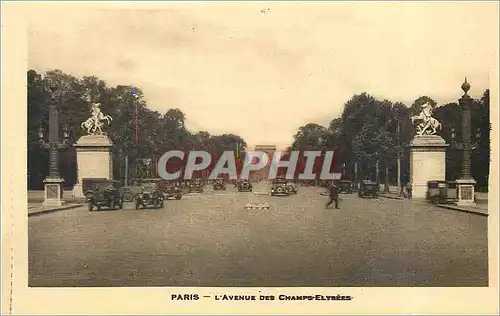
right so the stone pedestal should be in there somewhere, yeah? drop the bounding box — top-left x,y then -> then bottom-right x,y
409,135 -> 448,199
72,135 -> 113,198
43,176 -> 66,206
456,178 -> 476,206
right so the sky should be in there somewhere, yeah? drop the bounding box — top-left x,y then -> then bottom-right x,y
27,2 -> 498,150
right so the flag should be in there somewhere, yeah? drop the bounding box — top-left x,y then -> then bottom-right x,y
132,88 -> 139,144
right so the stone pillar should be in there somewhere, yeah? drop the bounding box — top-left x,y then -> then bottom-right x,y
43,177 -> 65,206
72,135 -> 113,198
455,79 -> 477,206
455,178 -> 476,206
409,135 -> 448,199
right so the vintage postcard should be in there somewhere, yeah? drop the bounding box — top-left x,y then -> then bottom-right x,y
2,1 -> 499,314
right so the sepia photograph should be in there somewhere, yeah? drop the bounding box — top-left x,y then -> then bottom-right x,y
2,1 -> 499,314
26,2 -> 493,288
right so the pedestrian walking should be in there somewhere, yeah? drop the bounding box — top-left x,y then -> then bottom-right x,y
400,173 -> 408,196
406,182 -> 412,199
325,181 -> 340,209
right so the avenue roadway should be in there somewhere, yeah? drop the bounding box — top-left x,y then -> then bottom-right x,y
29,183 -> 488,287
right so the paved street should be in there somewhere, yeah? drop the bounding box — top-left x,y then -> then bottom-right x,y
29,184 -> 488,287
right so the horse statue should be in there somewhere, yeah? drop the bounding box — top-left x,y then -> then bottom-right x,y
81,102 -> 113,135
410,102 -> 442,136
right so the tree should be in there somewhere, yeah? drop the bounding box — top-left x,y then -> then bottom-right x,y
472,90 -> 490,190
287,87 -> 490,190
291,123 -> 329,150
409,96 -> 438,117
27,69 -> 249,188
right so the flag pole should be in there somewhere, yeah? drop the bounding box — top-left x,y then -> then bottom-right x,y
135,102 -> 138,145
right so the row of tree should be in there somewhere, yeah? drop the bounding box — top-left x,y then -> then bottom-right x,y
28,69 -> 490,191
286,90 -> 490,191
27,69 -> 248,189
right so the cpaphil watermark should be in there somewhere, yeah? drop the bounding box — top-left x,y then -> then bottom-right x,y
157,150 -> 341,180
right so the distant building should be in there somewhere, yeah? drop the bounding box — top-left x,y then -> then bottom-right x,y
251,145 -> 277,180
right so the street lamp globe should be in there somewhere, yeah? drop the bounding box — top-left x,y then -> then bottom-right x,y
461,77 -> 471,94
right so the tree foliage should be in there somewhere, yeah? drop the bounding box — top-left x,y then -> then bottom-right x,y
289,90 -> 491,190
27,69 -> 248,189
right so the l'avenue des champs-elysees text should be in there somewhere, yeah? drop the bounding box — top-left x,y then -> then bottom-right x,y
171,294 -> 354,301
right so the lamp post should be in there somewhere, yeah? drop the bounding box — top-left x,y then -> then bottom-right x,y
451,78 -> 478,206
38,79 -> 71,206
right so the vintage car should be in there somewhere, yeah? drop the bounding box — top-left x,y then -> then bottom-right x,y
122,178 -> 167,202
135,182 -> 164,209
271,179 -> 289,196
317,180 -> 330,188
82,178 -> 109,200
285,182 -> 297,194
237,179 -> 253,192
358,180 -> 378,198
338,180 -> 353,194
426,180 -> 448,204
164,183 -> 183,200
85,179 -> 124,211
188,178 -> 204,193
213,178 -> 226,190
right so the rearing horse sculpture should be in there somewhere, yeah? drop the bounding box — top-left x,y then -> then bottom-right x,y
410,102 -> 442,136
81,102 -> 113,135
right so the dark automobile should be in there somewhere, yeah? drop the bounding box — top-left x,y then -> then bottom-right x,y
285,182 -> 297,194
237,179 -> 253,192
122,178 -> 166,202
135,182 -> 164,209
318,180 -> 330,188
164,183 -> 182,200
358,180 -> 378,198
188,178 -> 204,193
213,178 -> 226,190
82,178 -> 109,201
85,179 -> 124,211
271,179 -> 289,196
338,180 -> 353,194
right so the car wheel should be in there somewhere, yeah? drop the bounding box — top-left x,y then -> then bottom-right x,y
175,195 -> 181,200
123,192 -> 133,202
85,193 -> 94,203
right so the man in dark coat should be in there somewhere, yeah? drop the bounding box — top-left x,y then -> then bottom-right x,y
325,181 -> 340,209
